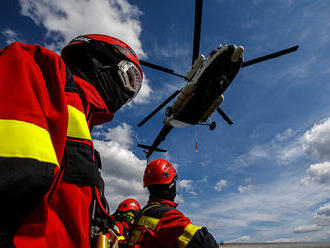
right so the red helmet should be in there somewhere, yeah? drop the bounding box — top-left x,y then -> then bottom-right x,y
144,159 -> 177,187
61,34 -> 143,113
62,34 -> 142,76
117,198 -> 141,212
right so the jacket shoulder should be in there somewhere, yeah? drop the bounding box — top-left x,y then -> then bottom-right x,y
2,42 -> 62,61
143,204 -> 177,219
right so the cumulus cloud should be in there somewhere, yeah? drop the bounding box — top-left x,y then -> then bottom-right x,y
186,173 -> 330,242
238,184 -> 255,193
177,179 -> 197,196
18,0 -> 145,56
301,162 -> 330,185
233,118 -> 330,169
293,224 -> 320,233
317,203 -> 330,216
303,118 -> 330,161
103,123 -> 133,148
1,29 -> 20,44
93,123 -> 148,211
17,0 -> 152,104
313,203 -> 330,227
214,179 -> 227,192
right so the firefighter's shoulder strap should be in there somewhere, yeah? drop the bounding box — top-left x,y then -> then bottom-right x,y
135,202 -> 175,226
128,202 -> 175,246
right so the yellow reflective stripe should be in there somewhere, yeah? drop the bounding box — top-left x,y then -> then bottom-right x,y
137,215 -> 159,229
177,224 -> 202,248
129,203 -> 162,246
117,235 -> 125,241
67,105 -> 91,140
0,119 -> 58,166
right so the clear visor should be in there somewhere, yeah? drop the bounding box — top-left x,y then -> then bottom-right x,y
117,60 -> 142,100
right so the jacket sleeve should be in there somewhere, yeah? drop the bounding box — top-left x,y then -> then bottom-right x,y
0,42 -> 68,245
185,227 -> 218,248
151,209 -> 191,247
156,209 -> 218,248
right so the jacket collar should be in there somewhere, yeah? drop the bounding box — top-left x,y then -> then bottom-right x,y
148,198 -> 178,208
73,75 -> 114,129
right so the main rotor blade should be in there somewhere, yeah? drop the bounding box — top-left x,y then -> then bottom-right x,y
242,45 -> 299,68
137,90 -> 181,127
139,60 -> 186,79
192,0 -> 203,65
137,144 -> 167,153
145,125 -> 174,159
217,107 -> 234,125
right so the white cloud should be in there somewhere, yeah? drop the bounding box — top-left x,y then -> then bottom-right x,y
314,203 -> 330,227
226,235 -> 250,243
214,179 -> 227,192
233,118 -> 330,169
93,124 -> 149,212
303,118 -> 330,161
1,29 -> 20,44
317,203 -> 330,217
289,56 -> 316,79
314,215 -> 330,227
200,160 -> 212,167
132,74 -> 152,104
238,184 -> 255,193
301,162 -> 330,186
187,174 -> 330,242
269,230 -> 330,243
293,224 -> 320,233
17,0 -> 152,105
268,236 -> 311,243
232,129 -> 304,168
18,0 -> 145,57
275,128 -> 294,142
178,179 -> 197,196
103,123 -> 133,149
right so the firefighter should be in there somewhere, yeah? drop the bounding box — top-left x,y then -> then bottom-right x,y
111,198 -> 141,246
128,159 -> 218,248
0,34 -> 143,248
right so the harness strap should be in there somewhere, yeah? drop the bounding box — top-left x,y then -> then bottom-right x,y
128,202 -> 175,246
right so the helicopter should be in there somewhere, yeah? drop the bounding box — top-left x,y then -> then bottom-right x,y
137,0 -> 299,159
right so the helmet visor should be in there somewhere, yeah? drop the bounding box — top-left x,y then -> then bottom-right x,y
117,60 -> 142,101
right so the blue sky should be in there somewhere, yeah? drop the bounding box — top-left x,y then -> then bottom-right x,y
2,0 -> 330,243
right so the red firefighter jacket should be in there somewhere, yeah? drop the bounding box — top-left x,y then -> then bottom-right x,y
0,42 -> 113,248
128,199 -> 218,248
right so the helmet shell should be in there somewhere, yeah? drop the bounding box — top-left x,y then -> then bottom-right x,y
61,34 -> 142,78
117,198 -> 141,212
144,159 -> 177,187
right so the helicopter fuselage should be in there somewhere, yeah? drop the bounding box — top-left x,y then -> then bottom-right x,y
164,44 -> 243,128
